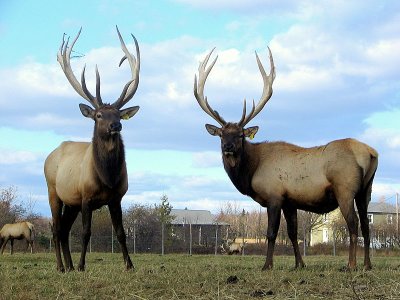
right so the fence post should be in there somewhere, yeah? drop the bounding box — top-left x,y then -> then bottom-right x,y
111,224 -> 114,253
189,223 -> 192,256
214,224 -> 218,255
161,222 -> 165,255
133,220 -> 136,255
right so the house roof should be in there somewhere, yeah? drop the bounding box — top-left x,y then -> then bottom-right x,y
170,209 -> 228,225
367,202 -> 397,214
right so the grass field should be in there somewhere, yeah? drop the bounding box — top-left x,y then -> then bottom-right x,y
1,253 -> 400,299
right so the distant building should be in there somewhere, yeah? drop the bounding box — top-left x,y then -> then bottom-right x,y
170,208 -> 229,246
310,202 -> 398,246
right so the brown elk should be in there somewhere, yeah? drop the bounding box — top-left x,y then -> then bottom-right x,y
193,48 -> 378,270
44,26 -> 140,272
0,221 -> 35,254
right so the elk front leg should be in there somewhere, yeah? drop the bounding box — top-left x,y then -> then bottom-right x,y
78,203 -> 93,271
283,205 -> 305,269
109,201 -> 134,270
262,205 -> 281,270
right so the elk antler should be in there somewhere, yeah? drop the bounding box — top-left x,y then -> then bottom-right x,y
194,49 -> 226,126
57,28 -> 102,108
57,26 -> 140,110
238,47 -> 275,127
112,25 -> 140,109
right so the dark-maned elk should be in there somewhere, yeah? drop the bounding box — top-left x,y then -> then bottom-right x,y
0,221 -> 35,254
193,48 -> 378,270
44,26 -> 140,272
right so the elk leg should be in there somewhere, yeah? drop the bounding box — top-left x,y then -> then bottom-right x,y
10,239 -> 14,255
283,205 -> 305,268
355,190 -> 372,270
1,237 -> 9,254
337,194 -> 359,270
60,205 -> 79,271
78,203 -> 93,271
109,201 -> 134,270
49,189 -> 65,272
262,205 -> 281,270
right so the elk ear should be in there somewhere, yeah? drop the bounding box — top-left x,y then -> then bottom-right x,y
244,126 -> 259,140
79,103 -> 95,119
205,124 -> 221,136
120,106 -> 140,120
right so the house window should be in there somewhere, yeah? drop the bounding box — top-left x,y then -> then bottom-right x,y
387,214 -> 393,224
323,228 -> 329,243
367,214 -> 373,224
323,214 -> 328,223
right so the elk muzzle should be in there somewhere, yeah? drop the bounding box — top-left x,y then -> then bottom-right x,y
109,122 -> 122,135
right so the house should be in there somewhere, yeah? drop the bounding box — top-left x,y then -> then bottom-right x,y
310,202 -> 399,246
170,208 -> 229,246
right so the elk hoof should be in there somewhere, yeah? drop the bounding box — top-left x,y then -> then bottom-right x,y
261,264 -> 273,271
77,265 -> 85,272
364,265 -> 372,271
57,266 -> 65,273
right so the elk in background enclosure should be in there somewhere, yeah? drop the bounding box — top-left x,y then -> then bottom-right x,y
221,239 -> 245,255
193,47 -> 378,270
0,221 -> 35,254
44,26 -> 140,272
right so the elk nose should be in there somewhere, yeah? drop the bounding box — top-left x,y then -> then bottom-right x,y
110,122 -> 122,133
223,143 -> 235,152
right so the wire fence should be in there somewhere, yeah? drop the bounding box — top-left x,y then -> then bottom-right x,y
5,223 -> 400,257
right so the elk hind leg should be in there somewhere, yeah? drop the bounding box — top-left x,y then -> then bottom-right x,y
337,190 -> 359,270
10,239 -> 14,255
49,189 -> 65,272
1,237 -> 9,254
355,186 -> 372,270
109,201 -> 134,270
60,205 -> 80,271
283,205 -> 305,268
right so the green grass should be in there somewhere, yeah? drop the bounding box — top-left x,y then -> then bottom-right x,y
1,253 -> 400,299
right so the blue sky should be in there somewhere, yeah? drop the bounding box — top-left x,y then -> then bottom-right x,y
1,0 -> 399,216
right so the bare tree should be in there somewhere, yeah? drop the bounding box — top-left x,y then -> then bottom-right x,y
0,186 -> 25,226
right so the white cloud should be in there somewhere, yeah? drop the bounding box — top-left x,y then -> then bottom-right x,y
0,149 -> 38,165
192,151 -> 221,168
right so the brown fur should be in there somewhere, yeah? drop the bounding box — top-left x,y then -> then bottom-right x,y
44,106 -> 134,272
45,27 -> 140,272
195,46 -> 378,270
211,123 -> 378,270
0,222 -> 34,254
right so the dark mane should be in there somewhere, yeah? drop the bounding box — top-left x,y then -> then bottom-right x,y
92,135 -> 125,189
222,141 -> 258,198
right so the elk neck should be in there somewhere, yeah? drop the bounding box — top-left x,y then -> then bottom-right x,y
92,132 -> 125,189
222,140 -> 259,198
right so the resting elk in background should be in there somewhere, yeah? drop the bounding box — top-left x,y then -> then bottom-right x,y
0,221 -> 35,254
193,48 -> 378,270
44,26 -> 140,272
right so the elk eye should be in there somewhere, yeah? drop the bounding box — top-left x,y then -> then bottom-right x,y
96,113 -> 102,119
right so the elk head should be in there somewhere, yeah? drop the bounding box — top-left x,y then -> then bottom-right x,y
194,48 -> 275,167
57,26 -> 140,140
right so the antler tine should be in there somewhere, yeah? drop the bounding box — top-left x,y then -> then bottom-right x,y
238,99 -> 247,125
240,47 -> 275,127
112,26 -> 140,109
193,48 -> 226,126
57,28 -> 101,108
